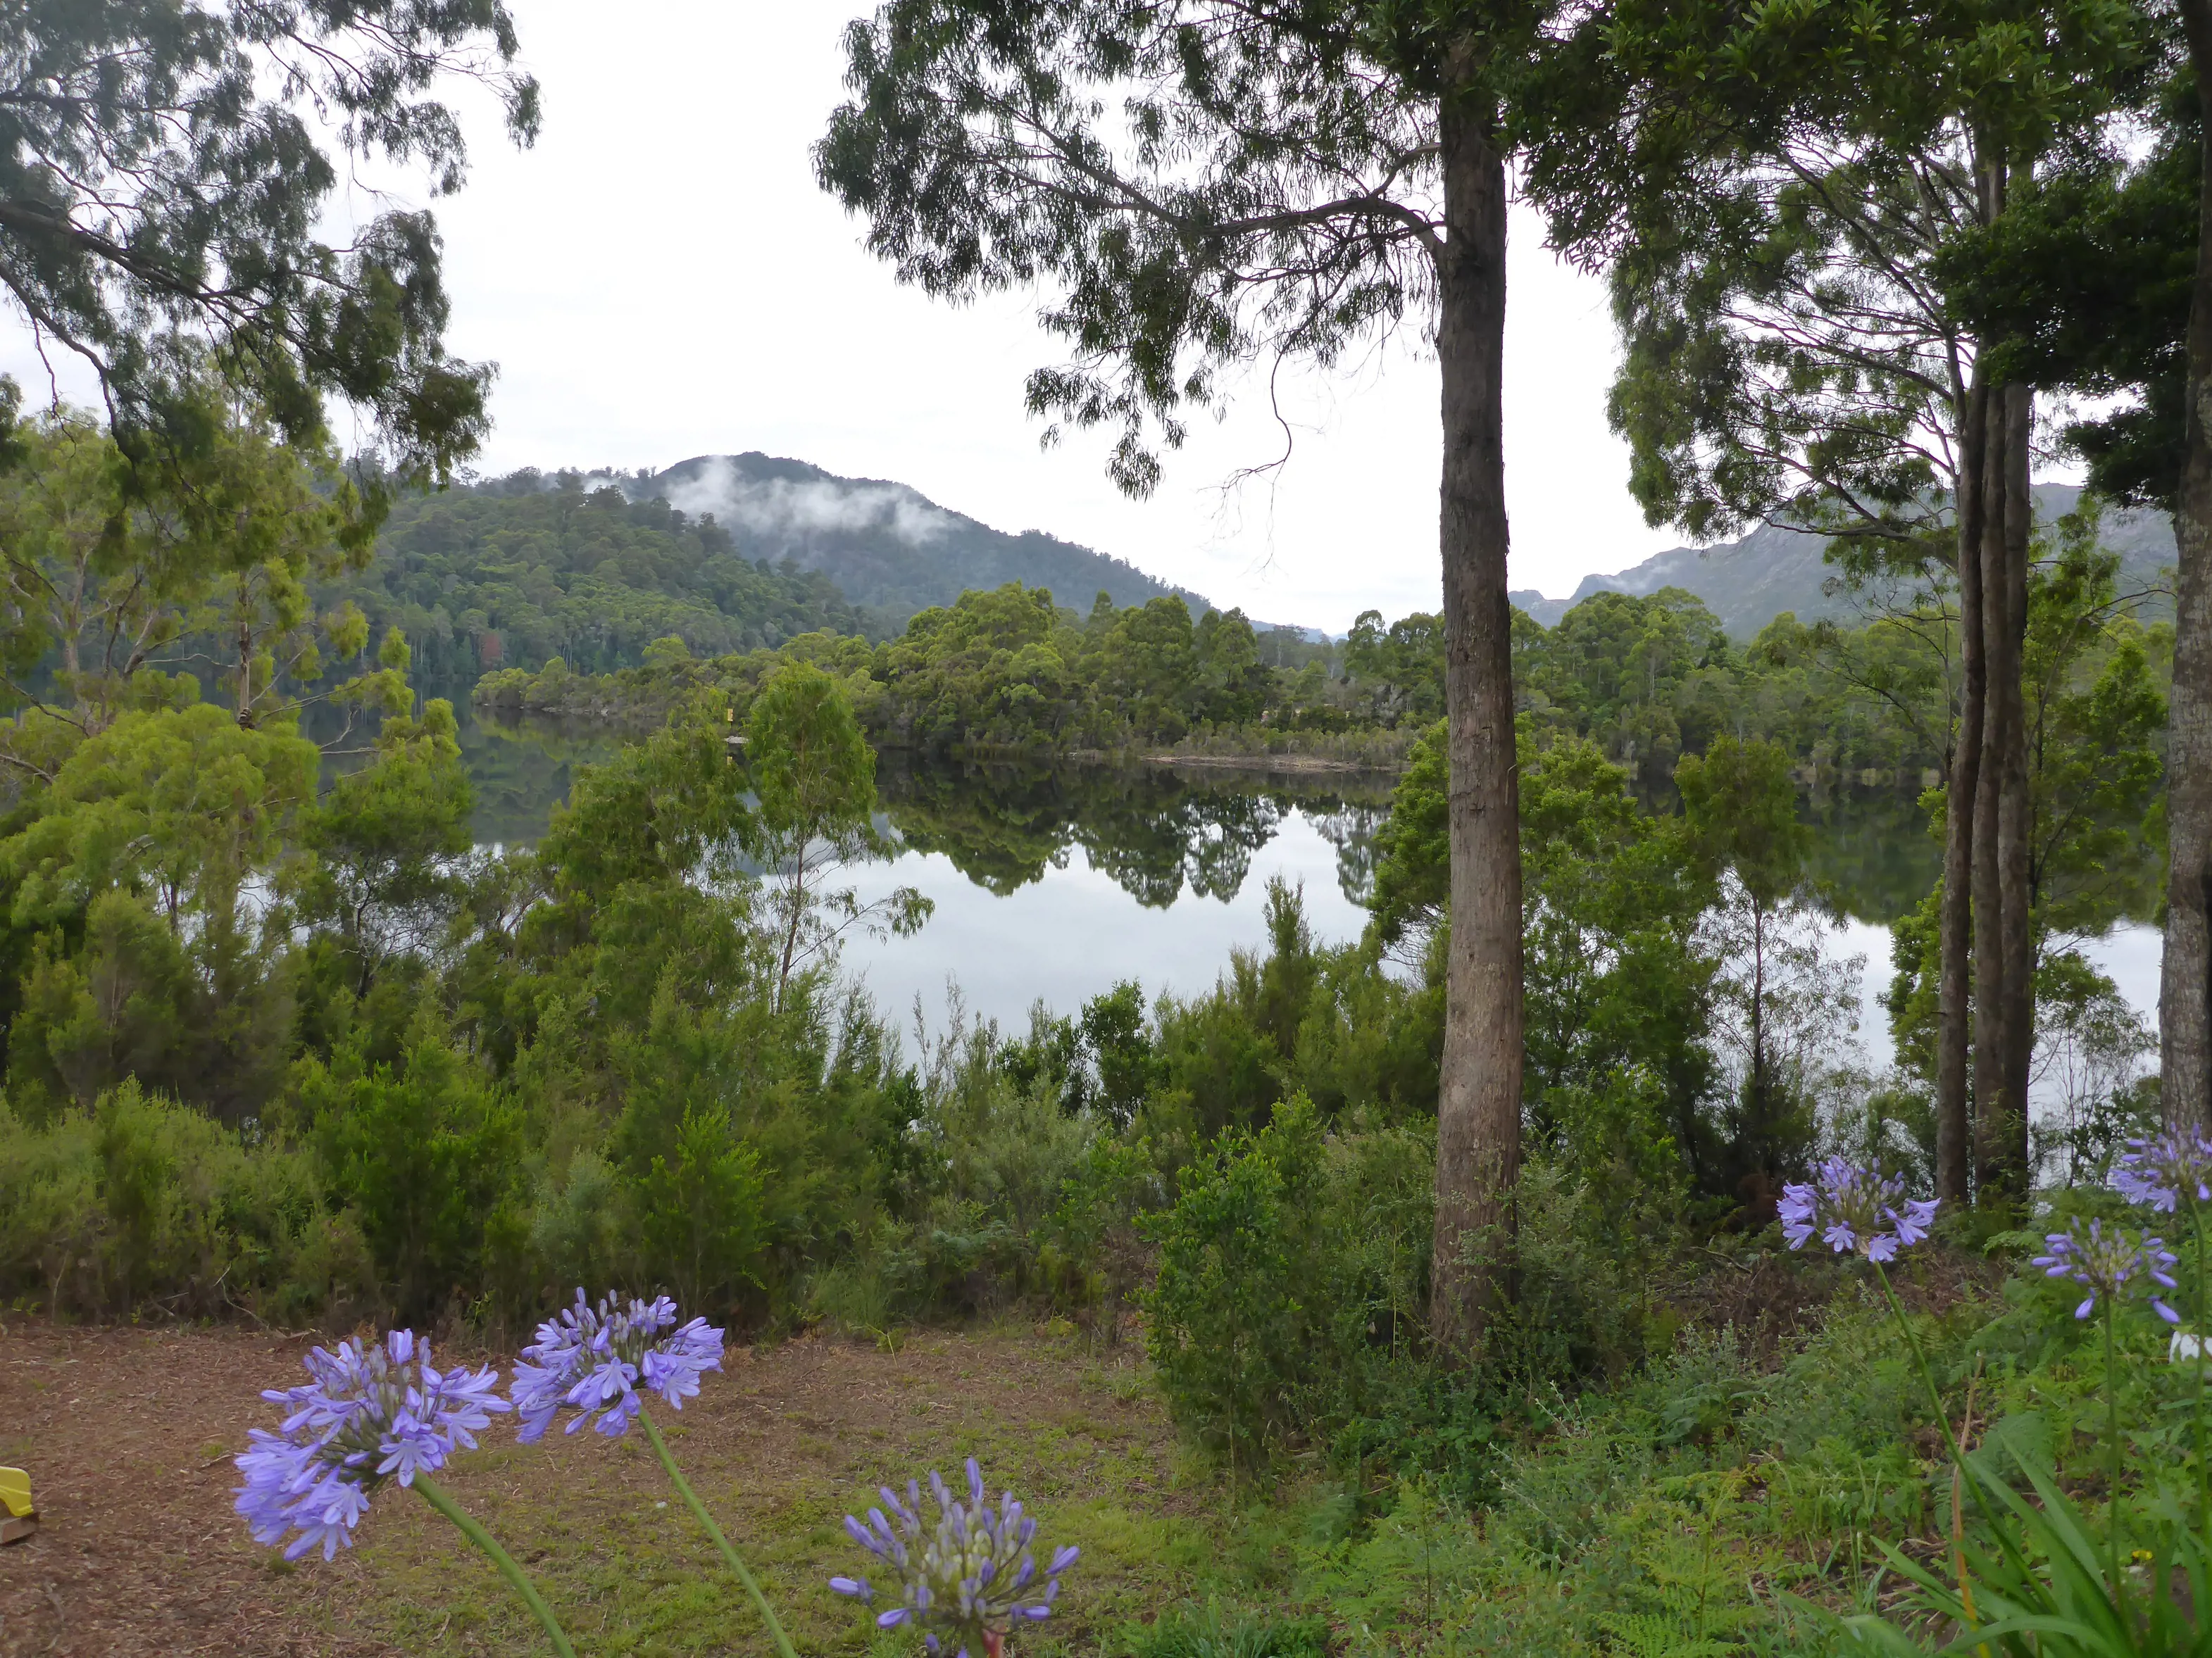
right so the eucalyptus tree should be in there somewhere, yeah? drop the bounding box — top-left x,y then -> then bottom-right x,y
0,0 -> 537,482
2149,0 -> 2212,1132
1523,0 -> 2148,1202
816,0 -> 1566,1349
1943,18 -> 2212,1136
0,407 -> 415,781
745,663 -> 930,1011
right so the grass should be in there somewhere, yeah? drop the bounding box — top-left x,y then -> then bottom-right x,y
313,1324 -> 1218,1658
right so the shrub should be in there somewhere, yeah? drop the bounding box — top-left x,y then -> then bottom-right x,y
0,1080 -> 373,1321
635,1103 -> 770,1315
854,1000 -> 1099,1319
1143,1095 -> 1435,1461
301,1023 -> 529,1325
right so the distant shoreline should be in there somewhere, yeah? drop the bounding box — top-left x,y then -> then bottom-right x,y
1142,749 -> 1403,775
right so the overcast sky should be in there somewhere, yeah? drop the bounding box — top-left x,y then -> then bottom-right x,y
12,0 -> 1692,633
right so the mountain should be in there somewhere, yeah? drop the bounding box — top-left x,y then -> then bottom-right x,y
337,477 -> 866,681
1511,484 -> 2176,639
335,456 -> 1220,682
622,453 -> 1206,627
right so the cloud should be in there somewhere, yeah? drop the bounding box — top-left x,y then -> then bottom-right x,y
652,456 -> 955,546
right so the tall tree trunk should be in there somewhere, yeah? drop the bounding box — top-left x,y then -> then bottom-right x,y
1430,79 -> 1523,1358
1975,377 -> 2034,1198
1937,371 -> 1988,1204
1997,381 -> 2037,1181
1971,380 -> 2006,1195
2165,0 -> 2212,1131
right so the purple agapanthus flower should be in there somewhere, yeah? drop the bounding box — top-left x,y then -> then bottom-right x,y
831,1458 -> 1078,1658
234,1331 -> 507,1561
2035,1217 -> 2182,1324
2115,1131 -> 2212,1214
509,1288 -> 725,1440
1777,1158 -> 1939,1263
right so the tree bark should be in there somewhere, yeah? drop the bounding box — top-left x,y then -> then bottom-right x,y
1971,384 -> 2006,1195
1430,79 -> 1523,1358
1936,370 -> 1987,1205
2165,0 -> 2212,1131
1974,377 -> 2034,1199
1997,382 -> 2037,1181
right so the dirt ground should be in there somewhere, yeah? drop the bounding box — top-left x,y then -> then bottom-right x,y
0,1321 -> 1194,1658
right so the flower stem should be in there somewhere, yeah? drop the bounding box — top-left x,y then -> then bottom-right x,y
411,1472 -> 577,1658
1872,1262 -> 1965,1473
2104,1299 -> 2124,1590
2194,1205 -> 2208,1545
1872,1262 -> 1999,1535
640,1408 -> 801,1658
1872,1259 -> 2006,1649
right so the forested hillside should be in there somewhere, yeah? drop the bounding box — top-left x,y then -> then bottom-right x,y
330,456 -> 1211,682
327,472 -> 866,680
632,452 -> 1205,624
1514,484 -> 2175,638
477,513 -> 2169,821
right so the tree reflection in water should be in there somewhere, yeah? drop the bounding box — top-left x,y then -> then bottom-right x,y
873,753 -> 1389,909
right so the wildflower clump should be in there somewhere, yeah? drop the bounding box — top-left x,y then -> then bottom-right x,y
234,1331 -> 508,1560
832,1458 -> 1080,1657
2035,1218 -> 2182,1324
511,1288 -> 725,1440
1778,1157 -> 1938,1262
2114,1130 -> 2212,1214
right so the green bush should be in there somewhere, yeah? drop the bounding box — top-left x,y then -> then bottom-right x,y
0,1080 -> 373,1321
301,1022 -> 530,1325
1144,1095 -> 1435,1461
800,1000 -> 1104,1329
635,1103 -> 770,1315
1144,1095 -> 1336,1456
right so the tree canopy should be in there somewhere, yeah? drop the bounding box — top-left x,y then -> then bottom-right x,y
1,0 -> 537,480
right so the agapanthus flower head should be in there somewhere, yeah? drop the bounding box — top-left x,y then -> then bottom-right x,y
234,1330 -> 507,1561
831,1457 -> 1079,1658
2114,1131 -> 2212,1214
2035,1217 -> 2182,1324
1777,1157 -> 1939,1263
509,1288 -> 725,1441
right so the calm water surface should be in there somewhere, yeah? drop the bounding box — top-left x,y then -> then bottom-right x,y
458,708 -> 2161,1048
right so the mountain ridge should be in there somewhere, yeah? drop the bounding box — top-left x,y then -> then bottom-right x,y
1511,484 -> 2175,639
620,452 -> 1211,627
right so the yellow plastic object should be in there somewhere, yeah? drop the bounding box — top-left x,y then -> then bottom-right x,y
0,1469 -> 29,1519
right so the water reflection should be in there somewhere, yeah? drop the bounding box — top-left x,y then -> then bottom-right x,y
451,712 -> 2158,1040
455,707 -> 1965,924
875,753 -> 1390,910
461,714 -> 624,846
1803,788 -> 1942,925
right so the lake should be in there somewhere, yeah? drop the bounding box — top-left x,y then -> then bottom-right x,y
455,706 -> 2162,1062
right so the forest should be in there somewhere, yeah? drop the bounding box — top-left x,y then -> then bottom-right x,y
321,457 -> 1211,679
327,469 -> 868,679
472,499 -> 2168,796
8,0 -> 2212,1656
